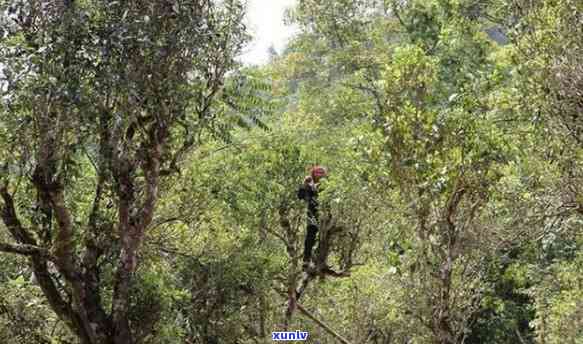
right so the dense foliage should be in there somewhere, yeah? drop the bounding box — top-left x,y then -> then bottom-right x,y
0,0 -> 581,343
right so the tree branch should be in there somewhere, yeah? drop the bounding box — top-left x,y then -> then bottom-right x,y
0,185 -> 38,245
295,302 -> 353,344
275,289 -> 353,344
0,242 -> 53,259
1,184 -> 85,341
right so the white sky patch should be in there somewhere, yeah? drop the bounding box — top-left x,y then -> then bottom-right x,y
239,0 -> 298,65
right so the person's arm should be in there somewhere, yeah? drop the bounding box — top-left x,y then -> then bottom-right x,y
297,176 -> 314,200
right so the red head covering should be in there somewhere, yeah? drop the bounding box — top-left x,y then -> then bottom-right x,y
311,166 -> 327,180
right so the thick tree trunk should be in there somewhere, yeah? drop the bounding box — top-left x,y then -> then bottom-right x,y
113,263 -> 134,344
111,142 -> 162,344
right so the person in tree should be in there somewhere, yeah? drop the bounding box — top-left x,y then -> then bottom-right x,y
297,165 -> 328,269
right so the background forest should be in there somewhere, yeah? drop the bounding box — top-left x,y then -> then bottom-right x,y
0,0 -> 581,343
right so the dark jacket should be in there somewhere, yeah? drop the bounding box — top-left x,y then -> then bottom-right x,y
297,183 -> 319,224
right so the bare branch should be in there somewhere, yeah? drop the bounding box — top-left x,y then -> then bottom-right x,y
0,242 -> 53,259
275,288 -> 354,344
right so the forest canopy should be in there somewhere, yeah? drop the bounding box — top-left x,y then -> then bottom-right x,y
0,0 -> 581,343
